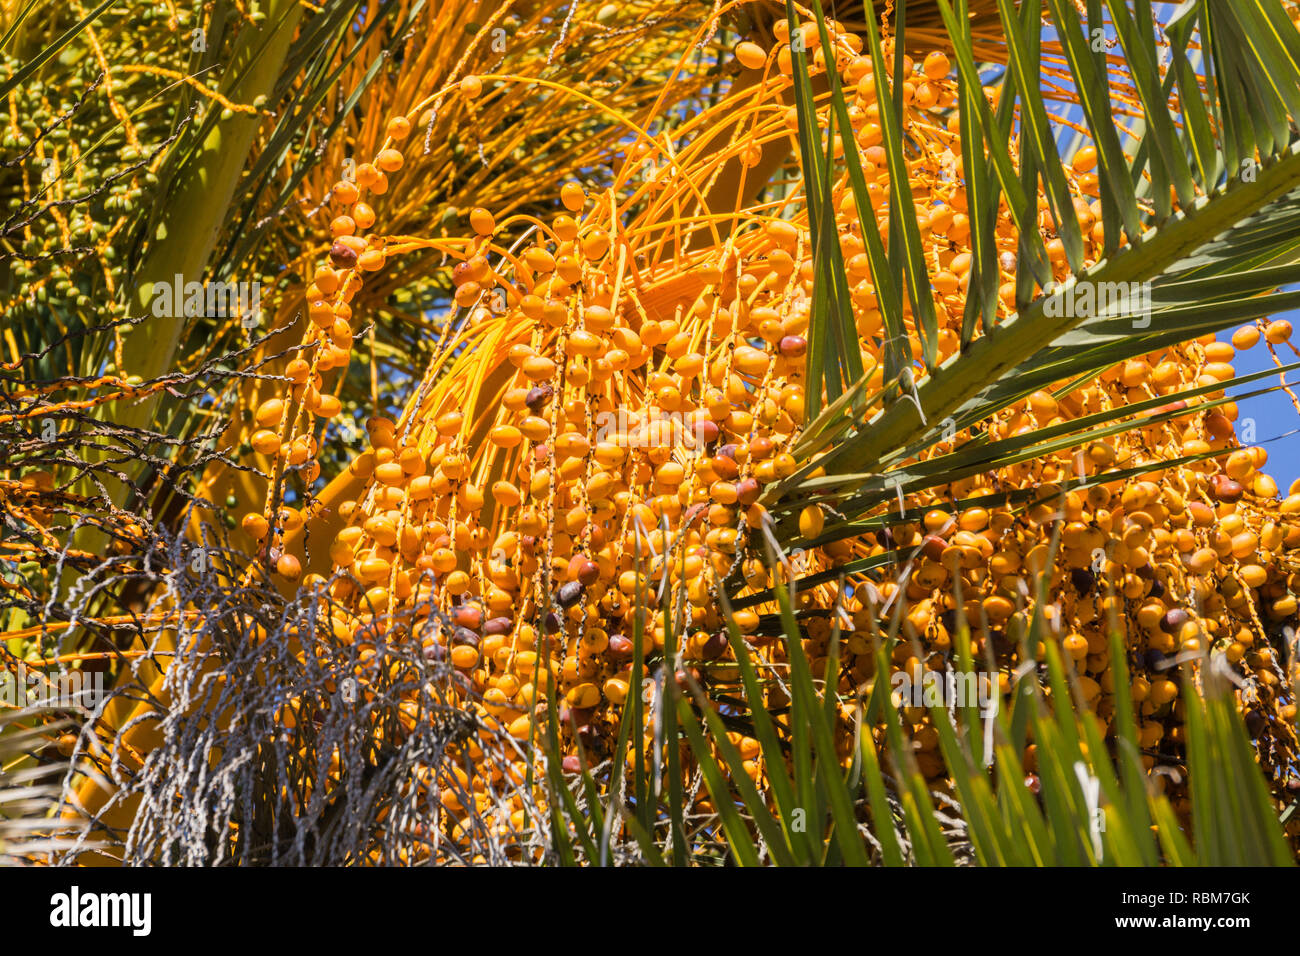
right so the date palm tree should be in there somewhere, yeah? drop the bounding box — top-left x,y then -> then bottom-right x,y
2,0 -> 1299,865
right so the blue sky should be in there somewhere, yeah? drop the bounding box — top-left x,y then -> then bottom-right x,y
1223,312 -> 1300,492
